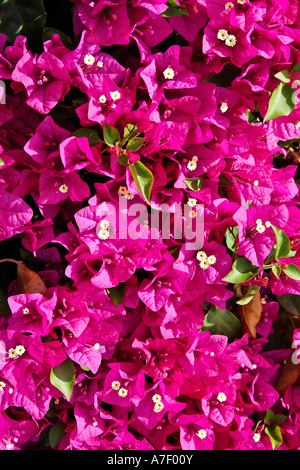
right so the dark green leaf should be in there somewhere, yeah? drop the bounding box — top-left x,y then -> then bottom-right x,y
129,161 -> 153,205
271,264 -> 281,279
50,359 -> 75,402
276,294 -> 300,316
263,82 -> 295,123
183,177 -> 203,192
201,305 -> 242,342
161,0 -> 188,16
283,264 -> 300,281
265,409 -> 287,426
225,226 -> 238,252
118,153 -> 129,166
106,283 -> 126,307
264,425 -> 282,450
103,121 -> 120,147
126,137 -> 145,152
0,0 -> 46,49
222,256 -> 260,284
49,422 -> 64,449
272,225 -> 290,260
72,128 -> 101,146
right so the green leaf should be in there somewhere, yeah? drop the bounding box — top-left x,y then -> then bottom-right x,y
72,128 -> 101,146
201,305 -> 242,342
283,264 -> 300,281
126,137 -> 145,152
225,226 -> 239,252
50,359 -> 75,402
263,82 -> 295,123
265,409 -> 287,426
103,121 -> 120,147
123,123 -> 139,139
183,177 -> 203,192
272,225 -> 290,260
0,0 -> 47,49
161,0 -> 188,16
49,423 -> 64,449
129,160 -> 153,205
222,256 -> 260,284
0,157 -> 5,167
118,153 -> 129,167
276,294 -> 300,316
271,264 -> 281,279
265,425 -> 282,450
106,283 -> 126,307
236,285 -> 260,305
274,70 -> 291,84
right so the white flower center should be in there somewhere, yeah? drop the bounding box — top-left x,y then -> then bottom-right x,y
225,34 -> 237,47
196,429 -> 207,439
217,29 -> 229,41
59,184 -> 68,194
110,91 -> 121,101
118,387 -> 128,398
253,433 -> 261,442
217,392 -> 227,402
163,67 -> 175,80
153,401 -> 164,413
99,95 -> 107,103
111,380 -> 121,390
84,54 -> 95,66
220,101 -> 228,112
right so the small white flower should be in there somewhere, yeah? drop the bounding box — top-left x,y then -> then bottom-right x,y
256,223 -> 266,234
163,67 -> 175,80
15,345 -> 26,356
225,2 -> 234,8
237,0 -> 246,4
99,94 -> 107,103
265,221 -> 271,228
220,101 -> 228,113
97,61 -> 103,68
84,54 -> 95,66
217,29 -> 229,41
118,387 -> 128,398
189,209 -> 197,219
207,255 -> 217,265
225,34 -> 237,47
59,184 -> 68,194
197,251 -> 207,261
110,91 -> 121,101
187,198 -> 197,208
217,392 -> 227,402
253,433 -> 261,442
192,156 -> 198,162
187,160 -> 197,171
256,219 -> 262,225
153,401 -> 164,413
196,429 -> 207,439
200,259 -> 210,270
253,180 -> 259,186
100,219 -> 109,230
97,228 -> 110,240
0,381 -> 6,391
8,348 -> 17,359
111,381 -> 121,390
152,394 -> 162,403
23,307 -> 29,315
93,343 -> 100,350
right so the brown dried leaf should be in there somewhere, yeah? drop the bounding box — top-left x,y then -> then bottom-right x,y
17,261 -> 47,295
276,355 -> 300,393
237,286 -> 262,339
